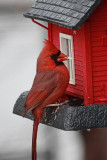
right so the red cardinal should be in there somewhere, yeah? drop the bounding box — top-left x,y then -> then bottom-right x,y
24,40 -> 69,160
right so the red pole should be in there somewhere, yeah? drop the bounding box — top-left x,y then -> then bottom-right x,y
32,19 -> 49,30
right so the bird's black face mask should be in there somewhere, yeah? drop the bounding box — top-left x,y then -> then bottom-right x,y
50,50 -> 64,66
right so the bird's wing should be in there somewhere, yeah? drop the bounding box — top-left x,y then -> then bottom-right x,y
24,71 -> 59,115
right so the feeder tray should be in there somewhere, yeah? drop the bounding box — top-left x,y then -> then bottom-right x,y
13,91 -> 107,131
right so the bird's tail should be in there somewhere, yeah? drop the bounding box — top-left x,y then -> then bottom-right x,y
32,109 -> 43,160
32,118 -> 39,160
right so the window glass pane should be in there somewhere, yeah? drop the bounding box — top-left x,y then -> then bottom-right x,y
64,59 -> 69,69
66,39 -> 69,57
61,38 -> 66,53
69,60 -> 74,80
61,38 -> 69,68
61,38 -> 69,56
68,39 -> 72,58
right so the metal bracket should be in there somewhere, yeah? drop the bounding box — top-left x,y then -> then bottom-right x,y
32,19 -> 49,30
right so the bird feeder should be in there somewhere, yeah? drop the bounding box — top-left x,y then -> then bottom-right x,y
13,0 -> 107,130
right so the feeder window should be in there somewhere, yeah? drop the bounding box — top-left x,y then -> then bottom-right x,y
60,33 -> 75,85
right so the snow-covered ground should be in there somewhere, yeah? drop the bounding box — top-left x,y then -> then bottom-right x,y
0,7 -> 84,160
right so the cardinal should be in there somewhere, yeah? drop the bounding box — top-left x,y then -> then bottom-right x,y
24,40 -> 69,160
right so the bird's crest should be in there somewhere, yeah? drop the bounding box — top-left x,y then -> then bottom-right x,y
43,39 -> 58,55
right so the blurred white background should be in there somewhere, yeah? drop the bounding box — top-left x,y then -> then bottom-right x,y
0,1 -> 85,160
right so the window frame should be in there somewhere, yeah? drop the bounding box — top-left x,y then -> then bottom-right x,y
60,33 -> 75,85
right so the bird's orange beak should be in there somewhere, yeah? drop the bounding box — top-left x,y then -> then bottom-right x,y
57,52 -> 68,62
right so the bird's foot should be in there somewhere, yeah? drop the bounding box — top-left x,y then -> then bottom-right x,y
44,110 -> 48,123
46,100 -> 69,120
46,100 -> 69,107
54,105 -> 60,120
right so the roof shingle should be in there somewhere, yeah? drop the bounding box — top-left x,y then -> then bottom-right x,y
24,0 -> 103,29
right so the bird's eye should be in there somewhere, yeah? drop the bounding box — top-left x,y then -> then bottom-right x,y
50,54 -> 57,61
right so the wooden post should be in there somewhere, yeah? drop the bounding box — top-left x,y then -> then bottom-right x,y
83,22 -> 93,106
